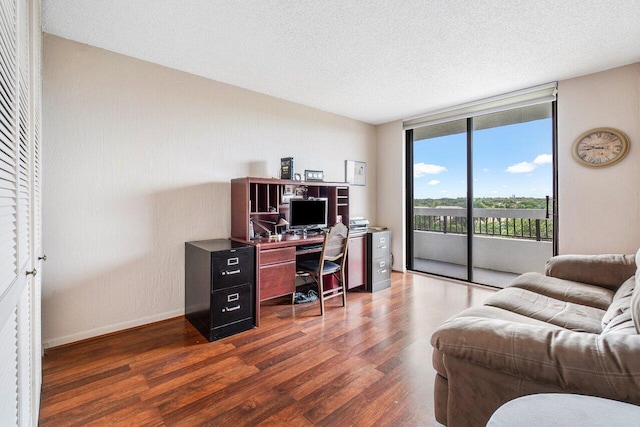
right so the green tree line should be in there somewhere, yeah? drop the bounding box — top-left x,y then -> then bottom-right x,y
414,197 -> 549,210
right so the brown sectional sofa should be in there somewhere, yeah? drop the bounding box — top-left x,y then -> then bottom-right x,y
431,251 -> 640,426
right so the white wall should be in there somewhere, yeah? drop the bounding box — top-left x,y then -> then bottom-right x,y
375,120 -> 405,271
378,63 -> 640,272
42,35 -> 377,347
557,63 -> 640,255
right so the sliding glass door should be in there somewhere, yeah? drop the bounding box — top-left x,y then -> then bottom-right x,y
408,119 -> 469,280
407,103 -> 556,287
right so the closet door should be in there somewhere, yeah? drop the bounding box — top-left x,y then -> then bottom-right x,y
0,0 -> 41,425
28,0 -> 42,416
0,0 -> 22,423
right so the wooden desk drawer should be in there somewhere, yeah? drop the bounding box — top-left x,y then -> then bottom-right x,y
260,247 -> 296,266
260,260 -> 296,300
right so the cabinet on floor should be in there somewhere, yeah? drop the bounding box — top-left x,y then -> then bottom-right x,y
367,230 -> 392,292
185,239 -> 255,341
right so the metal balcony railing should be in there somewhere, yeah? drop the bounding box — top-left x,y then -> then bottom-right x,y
413,207 -> 553,241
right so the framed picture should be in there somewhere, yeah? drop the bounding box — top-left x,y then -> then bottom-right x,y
345,160 -> 366,186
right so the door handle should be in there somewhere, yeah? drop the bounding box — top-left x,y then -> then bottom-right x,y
26,269 -> 37,277
38,254 -> 47,261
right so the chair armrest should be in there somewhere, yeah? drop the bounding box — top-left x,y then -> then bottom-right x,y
544,254 -> 636,290
431,317 -> 640,401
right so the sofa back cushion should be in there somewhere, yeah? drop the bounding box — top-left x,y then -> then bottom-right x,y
602,276 -> 635,330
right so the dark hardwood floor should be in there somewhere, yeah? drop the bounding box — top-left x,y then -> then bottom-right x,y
39,272 -> 495,426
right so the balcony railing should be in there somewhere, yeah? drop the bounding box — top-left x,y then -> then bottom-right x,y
413,207 -> 552,241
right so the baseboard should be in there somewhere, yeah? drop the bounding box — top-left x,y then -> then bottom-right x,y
43,308 -> 184,349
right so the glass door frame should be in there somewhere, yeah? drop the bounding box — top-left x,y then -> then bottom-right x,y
405,102 -> 559,284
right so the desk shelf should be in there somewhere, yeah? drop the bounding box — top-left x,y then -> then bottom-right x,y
232,177 -> 351,241
231,177 -> 361,325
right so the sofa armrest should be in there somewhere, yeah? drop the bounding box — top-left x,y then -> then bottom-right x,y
431,317 -> 640,402
544,254 -> 636,290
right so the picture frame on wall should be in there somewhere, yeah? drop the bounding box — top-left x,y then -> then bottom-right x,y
345,160 -> 366,186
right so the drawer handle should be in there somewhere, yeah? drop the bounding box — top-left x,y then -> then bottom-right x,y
377,245 -> 387,250
228,293 -> 239,302
227,257 -> 239,266
380,238 -> 386,243
222,305 -> 241,312
222,269 -> 241,276
379,261 -> 386,268
378,269 -> 387,274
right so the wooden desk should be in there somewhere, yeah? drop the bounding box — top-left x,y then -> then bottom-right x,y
232,234 -> 324,325
232,231 -> 366,325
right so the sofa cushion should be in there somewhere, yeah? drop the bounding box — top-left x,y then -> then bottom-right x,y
484,287 -> 605,333
544,253 -> 636,291
602,310 -> 637,335
508,272 -> 614,311
448,305 -> 566,329
601,276 -> 635,330
614,275 -> 635,300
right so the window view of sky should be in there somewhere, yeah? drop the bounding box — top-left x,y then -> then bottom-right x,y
413,118 -> 552,199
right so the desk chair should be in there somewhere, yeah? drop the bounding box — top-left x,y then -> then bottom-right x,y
296,223 -> 350,315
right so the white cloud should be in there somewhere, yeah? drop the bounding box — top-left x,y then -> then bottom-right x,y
428,180 -> 440,186
441,190 -> 448,194
505,162 -> 536,173
534,154 -> 552,165
505,154 -> 552,174
414,162 -> 447,178
482,168 -> 491,173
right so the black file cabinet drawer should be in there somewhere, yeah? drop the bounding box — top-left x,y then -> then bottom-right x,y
367,230 -> 392,293
185,239 -> 255,341
211,284 -> 253,328
211,250 -> 253,290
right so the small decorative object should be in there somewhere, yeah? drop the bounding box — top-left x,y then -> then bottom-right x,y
293,173 -> 302,181
280,157 -> 294,179
304,170 -> 324,181
573,127 -> 630,167
345,160 -> 366,185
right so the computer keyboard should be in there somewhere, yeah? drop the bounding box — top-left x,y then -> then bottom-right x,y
296,243 -> 323,252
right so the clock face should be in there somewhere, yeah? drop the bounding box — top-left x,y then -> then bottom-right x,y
573,128 -> 630,167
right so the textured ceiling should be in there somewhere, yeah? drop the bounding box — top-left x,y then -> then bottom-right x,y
42,1 -> 640,125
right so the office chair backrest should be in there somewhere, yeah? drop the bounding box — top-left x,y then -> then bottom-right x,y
322,222 -> 349,263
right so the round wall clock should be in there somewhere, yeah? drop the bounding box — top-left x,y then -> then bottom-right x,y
573,127 -> 630,167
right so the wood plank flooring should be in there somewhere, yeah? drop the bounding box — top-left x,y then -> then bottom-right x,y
39,272 -> 495,426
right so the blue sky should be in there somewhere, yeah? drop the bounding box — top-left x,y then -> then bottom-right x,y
413,118 -> 553,199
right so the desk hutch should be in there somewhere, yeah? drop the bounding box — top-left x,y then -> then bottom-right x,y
230,177 -> 366,324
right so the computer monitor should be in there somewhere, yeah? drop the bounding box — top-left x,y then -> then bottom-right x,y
288,198 -> 328,231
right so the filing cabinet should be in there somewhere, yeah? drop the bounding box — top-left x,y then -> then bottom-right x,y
366,230 -> 392,292
185,239 -> 255,341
